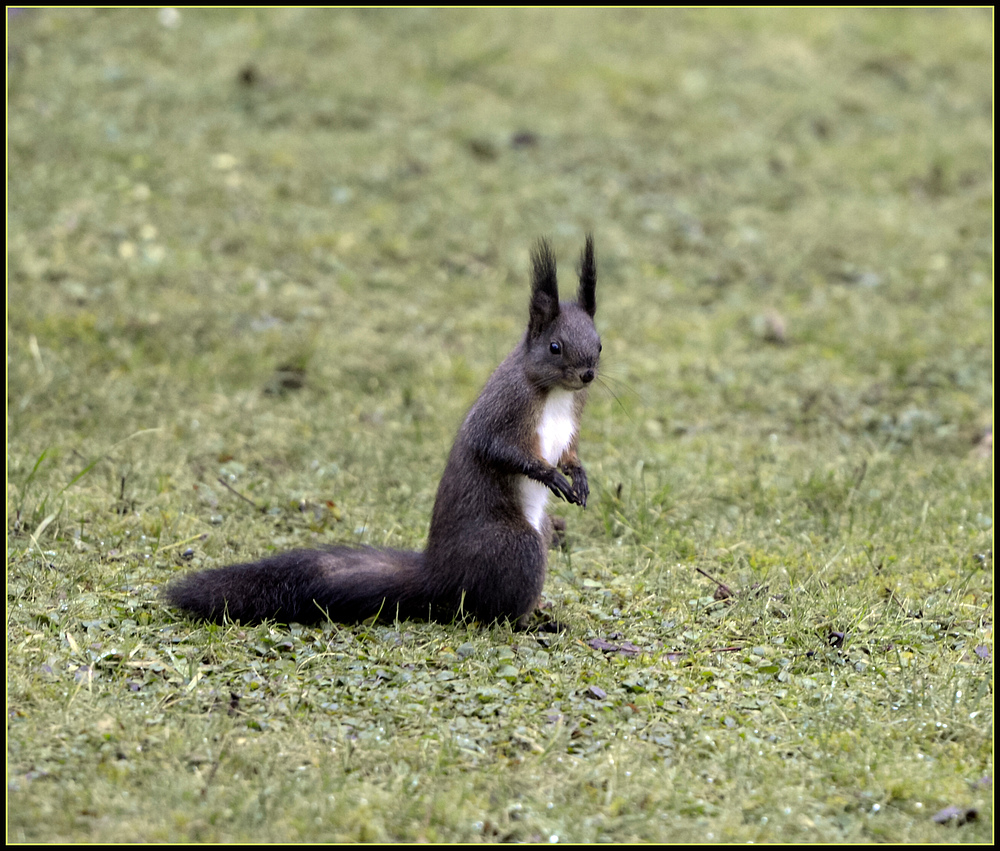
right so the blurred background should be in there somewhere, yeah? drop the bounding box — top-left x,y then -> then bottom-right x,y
6,9 -> 992,843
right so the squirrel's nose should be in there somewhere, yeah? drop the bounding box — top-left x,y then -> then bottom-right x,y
581,369 -> 595,384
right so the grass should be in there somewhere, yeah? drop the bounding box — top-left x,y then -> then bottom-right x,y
6,7 -> 993,842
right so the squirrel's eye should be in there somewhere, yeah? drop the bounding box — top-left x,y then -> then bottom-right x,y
598,343 -> 603,354
549,341 -> 561,355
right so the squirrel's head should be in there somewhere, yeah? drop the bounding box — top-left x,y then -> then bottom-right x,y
524,235 -> 601,392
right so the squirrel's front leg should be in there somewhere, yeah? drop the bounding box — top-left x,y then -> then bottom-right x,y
530,461 -> 582,505
559,461 -> 588,507
475,434 -> 583,506
558,440 -> 589,507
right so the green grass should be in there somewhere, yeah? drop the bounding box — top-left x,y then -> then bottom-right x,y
7,7 -> 992,842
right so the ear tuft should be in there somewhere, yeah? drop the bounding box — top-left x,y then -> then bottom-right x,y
577,234 -> 596,317
531,238 -> 559,302
528,238 -> 560,338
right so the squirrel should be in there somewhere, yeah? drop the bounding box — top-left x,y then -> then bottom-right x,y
165,235 -> 601,627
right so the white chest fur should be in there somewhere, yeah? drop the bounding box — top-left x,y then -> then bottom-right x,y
521,389 -> 577,533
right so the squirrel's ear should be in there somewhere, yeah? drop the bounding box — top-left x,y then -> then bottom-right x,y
529,238 -> 560,337
577,234 -> 596,318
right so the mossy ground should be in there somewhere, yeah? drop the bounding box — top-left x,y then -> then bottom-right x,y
7,8 -> 992,842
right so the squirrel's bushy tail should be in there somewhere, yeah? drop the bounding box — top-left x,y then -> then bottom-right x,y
164,547 -> 430,624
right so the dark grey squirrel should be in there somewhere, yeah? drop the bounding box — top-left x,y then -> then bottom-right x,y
165,236 -> 601,626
